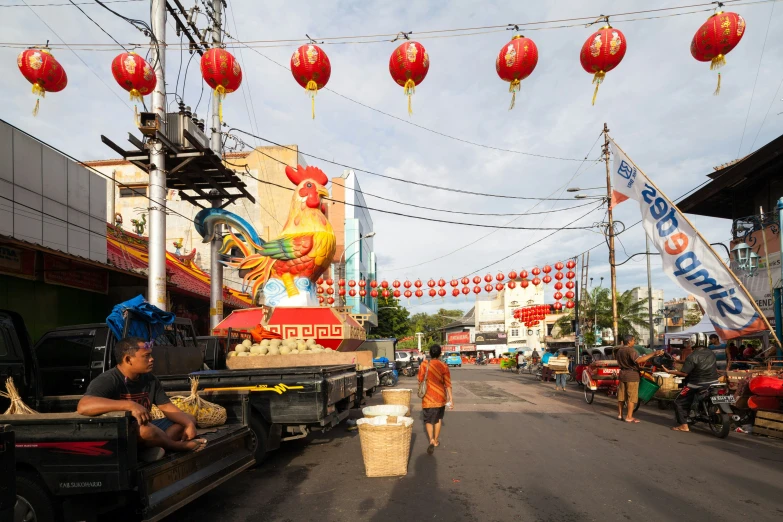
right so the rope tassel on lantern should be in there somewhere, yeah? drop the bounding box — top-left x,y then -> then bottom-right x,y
591,71 -> 606,106
214,84 -> 226,122
403,78 -> 416,115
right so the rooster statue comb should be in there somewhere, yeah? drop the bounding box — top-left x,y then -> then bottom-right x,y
193,164 -> 335,307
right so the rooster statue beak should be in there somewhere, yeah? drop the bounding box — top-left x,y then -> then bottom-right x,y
317,187 -> 329,198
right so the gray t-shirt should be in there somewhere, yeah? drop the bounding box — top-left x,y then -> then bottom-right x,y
84,367 -> 170,412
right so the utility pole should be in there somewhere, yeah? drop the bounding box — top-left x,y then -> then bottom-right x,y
646,236 -> 655,347
209,0 -> 224,330
148,0 -> 168,310
603,123 -> 619,345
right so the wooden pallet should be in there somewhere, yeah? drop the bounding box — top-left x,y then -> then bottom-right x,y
753,410 -> 783,439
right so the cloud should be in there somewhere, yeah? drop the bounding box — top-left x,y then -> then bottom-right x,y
2,0 -> 782,315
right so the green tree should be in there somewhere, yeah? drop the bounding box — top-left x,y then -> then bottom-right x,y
409,308 -> 464,346
369,297 -> 411,339
554,287 -> 650,343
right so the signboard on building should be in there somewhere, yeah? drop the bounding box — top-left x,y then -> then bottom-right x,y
474,331 -> 508,345
0,244 -> 36,280
447,332 -> 471,345
480,323 -> 504,333
732,252 -> 780,322
43,254 -> 109,294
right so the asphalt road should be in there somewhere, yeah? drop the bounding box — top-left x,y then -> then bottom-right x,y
166,367 -> 783,522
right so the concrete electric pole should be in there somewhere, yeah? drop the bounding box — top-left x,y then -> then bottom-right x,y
209,0 -> 224,330
148,0 -> 168,309
603,123 -> 619,345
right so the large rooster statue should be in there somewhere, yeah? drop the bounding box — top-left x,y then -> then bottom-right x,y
193,165 -> 335,307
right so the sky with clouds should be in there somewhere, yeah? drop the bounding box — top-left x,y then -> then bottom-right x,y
2,0 -> 783,316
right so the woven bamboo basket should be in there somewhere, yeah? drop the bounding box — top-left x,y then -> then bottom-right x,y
654,375 -> 680,393
170,377 -> 227,428
382,388 -> 412,417
357,416 -> 414,477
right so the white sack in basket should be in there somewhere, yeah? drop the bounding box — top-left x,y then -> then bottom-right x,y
357,415 -> 414,427
362,405 -> 409,418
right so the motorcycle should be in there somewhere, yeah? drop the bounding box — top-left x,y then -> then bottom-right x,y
400,360 -> 420,377
378,362 -> 399,387
682,383 -> 734,438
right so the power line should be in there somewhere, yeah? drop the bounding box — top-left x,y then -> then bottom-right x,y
736,0 -> 777,158
67,0 -> 128,51
0,0 -> 143,6
228,128 -> 597,200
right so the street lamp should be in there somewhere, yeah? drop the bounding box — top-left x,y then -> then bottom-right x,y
731,242 -> 759,276
567,187 -> 603,192
338,232 -> 376,305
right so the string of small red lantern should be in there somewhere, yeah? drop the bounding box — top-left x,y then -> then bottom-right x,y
15,10 -> 746,116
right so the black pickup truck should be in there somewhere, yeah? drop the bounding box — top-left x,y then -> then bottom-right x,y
2,310 -> 376,465
0,310 -> 255,521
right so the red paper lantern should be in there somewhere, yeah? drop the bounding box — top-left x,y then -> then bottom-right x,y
317,286 -> 325,294
460,277 -> 469,285
359,289 -> 366,297
484,284 -> 493,293
370,289 -> 378,298
290,44 -> 331,118
566,260 -> 576,269
554,262 -> 564,271
482,274 -> 491,283
404,280 -> 412,288
201,48 -> 242,121
542,265 -> 552,274
450,279 -> 459,288
438,279 -> 446,288
520,280 -> 529,288
566,301 -> 575,309
554,272 -> 564,281
349,289 -> 357,297
348,280 -> 356,287
111,52 -> 155,103
452,289 -> 460,297
554,282 -> 563,290
404,290 -> 412,299
531,267 -> 541,276
415,279 -> 423,288
327,297 -> 335,305
495,283 -> 504,292
542,275 -> 552,284
393,290 -> 401,298
382,289 -> 390,298
566,281 -> 575,289
338,279 -> 345,287
325,278 -> 333,286
429,289 -> 437,297
461,287 -> 470,295
473,286 -> 481,294
532,277 -> 541,286
438,288 -> 447,297
326,287 -> 334,295
520,270 -> 528,279
508,271 -> 517,280
17,48 -> 67,115
318,296 -> 324,304
496,35 -> 538,109
580,24 -> 627,105
389,41 -> 429,115
553,302 -> 563,310
691,11 -> 746,94
427,279 -> 436,288
338,288 -> 346,297
565,291 -> 575,300
507,281 -> 517,289
316,277 -> 324,285
473,276 -> 481,285
566,271 -> 576,280
496,273 -> 505,281
392,280 -> 400,288
415,289 -> 423,298
381,280 -> 389,289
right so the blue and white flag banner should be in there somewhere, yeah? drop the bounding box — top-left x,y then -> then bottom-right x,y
610,139 -> 768,340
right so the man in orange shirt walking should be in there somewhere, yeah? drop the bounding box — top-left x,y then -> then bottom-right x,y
418,345 -> 454,455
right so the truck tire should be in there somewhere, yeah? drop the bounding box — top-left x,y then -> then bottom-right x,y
15,473 -> 58,522
249,416 -> 269,464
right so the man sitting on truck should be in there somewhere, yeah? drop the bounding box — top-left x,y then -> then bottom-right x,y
77,337 -> 207,459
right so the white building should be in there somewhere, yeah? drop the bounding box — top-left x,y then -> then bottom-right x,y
472,282 -> 547,355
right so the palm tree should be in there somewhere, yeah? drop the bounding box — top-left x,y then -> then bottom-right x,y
554,287 -> 650,344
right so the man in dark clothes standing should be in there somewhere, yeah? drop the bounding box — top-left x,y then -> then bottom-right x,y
615,334 -> 663,423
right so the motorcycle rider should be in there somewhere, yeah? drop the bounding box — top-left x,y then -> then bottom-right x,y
662,334 -> 720,433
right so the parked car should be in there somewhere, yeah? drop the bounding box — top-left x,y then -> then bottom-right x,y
395,351 -> 412,364
445,352 -> 462,367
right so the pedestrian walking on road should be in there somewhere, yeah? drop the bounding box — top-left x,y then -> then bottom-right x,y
554,352 -> 569,391
418,345 -> 453,455
615,335 -> 663,423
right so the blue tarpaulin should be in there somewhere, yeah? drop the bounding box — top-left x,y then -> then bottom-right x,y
106,295 -> 176,341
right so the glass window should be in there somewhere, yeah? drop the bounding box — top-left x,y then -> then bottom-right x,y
36,335 -> 94,368
119,186 -> 147,198
511,329 -> 519,337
